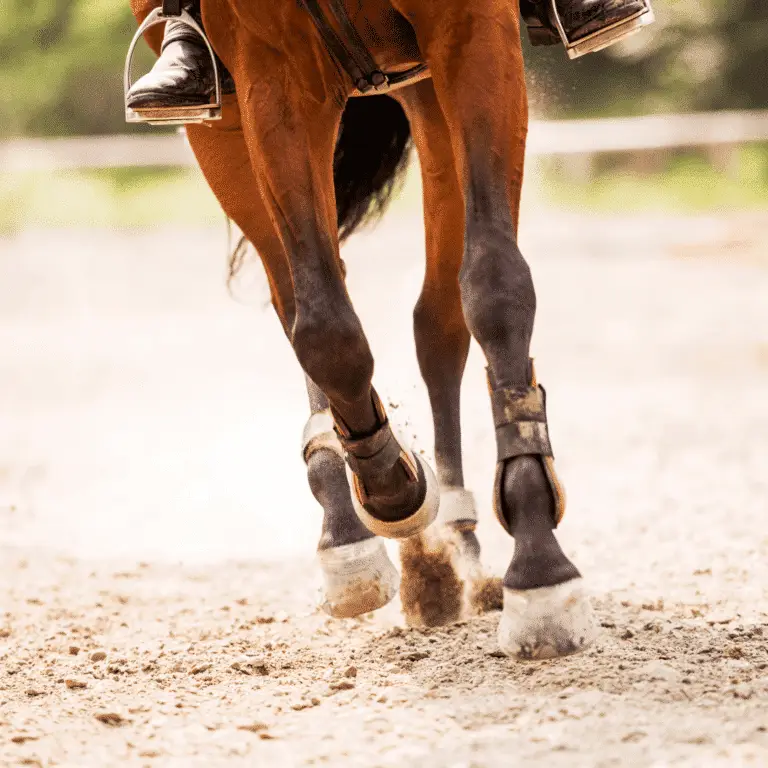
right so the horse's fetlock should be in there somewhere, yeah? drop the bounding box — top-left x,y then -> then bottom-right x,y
503,456 -> 552,521
502,457 -> 580,590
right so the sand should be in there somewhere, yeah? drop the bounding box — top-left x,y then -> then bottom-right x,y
2,209 -> 767,766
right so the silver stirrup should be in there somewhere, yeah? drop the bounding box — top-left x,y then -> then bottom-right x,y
551,0 -> 655,59
124,7 -> 222,126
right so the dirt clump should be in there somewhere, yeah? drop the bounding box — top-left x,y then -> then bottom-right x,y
94,713 -> 127,727
399,532 -> 464,627
469,574 -> 504,614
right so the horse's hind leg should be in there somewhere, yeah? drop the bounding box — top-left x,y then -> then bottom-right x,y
395,0 -> 598,658
184,98 -> 397,617
396,84 -> 480,560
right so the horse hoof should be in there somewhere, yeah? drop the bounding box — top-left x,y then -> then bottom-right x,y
347,452 -> 439,540
318,538 -> 400,619
497,578 -> 598,660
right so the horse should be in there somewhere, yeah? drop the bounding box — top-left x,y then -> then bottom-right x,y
128,0 -> 598,660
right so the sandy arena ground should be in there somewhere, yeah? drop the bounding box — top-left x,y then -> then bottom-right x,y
1,205 -> 768,766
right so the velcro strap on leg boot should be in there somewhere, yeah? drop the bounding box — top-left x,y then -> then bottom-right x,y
490,359 -> 566,533
331,390 -> 418,507
491,385 -> 553,462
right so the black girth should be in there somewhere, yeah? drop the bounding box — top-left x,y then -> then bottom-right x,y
298,0 -> 428,94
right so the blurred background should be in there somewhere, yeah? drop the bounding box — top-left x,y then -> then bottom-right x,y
1,1 -> 767,572
1,0 -> 767,228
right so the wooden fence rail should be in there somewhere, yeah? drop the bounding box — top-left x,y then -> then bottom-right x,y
2,110 -> 767,172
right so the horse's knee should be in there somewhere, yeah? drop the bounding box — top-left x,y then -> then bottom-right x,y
292,303 -> 374,404
459,217 -> 536,355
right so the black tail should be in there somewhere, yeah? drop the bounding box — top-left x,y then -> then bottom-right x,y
228,95 -> 411,283
334,95 -> 413,243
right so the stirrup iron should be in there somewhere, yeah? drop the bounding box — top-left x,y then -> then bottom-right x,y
124,3 -> 222,125
551,0 -> 655,59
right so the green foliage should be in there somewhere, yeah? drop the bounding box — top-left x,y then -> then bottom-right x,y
525,0 -> 768,116
542,145 -> 768,211
0,0 -> 152,136
0,0 -> 765,136
0,166 -> 222,232
2,148 -> 767,231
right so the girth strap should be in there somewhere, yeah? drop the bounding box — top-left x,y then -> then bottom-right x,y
326,0 -> 387,89
298,0 -> 428,93
300,0 -> 381,93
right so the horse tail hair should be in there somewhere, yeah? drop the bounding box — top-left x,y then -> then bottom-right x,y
334,95 -> 413,243
226,95 -> 411,282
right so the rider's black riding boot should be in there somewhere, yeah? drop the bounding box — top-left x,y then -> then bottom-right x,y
126,1 -> 224,110
522,0 -> 648,50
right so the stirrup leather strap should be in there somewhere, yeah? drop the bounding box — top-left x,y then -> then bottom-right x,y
162,0 -> 181,15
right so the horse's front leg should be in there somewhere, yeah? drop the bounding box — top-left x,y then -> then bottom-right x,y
231,44 -> 439,545
394,0 -> 598,658
302,376 -> 399,617
184,94 -> 398,618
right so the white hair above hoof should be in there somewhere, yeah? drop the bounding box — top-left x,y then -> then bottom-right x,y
497,578 -> 599,660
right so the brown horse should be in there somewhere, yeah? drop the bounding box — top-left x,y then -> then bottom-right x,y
129,0 -> 598,659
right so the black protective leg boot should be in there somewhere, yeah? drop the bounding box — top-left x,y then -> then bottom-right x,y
126,2 -> 218,110
522,0 -> 652,57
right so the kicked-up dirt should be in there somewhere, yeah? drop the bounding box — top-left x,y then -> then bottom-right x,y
2,211 -> 768,766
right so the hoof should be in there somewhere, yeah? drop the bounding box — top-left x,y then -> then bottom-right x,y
318,538 -> 399,619
347,452 -> 439,540
497,578 -> 598,660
